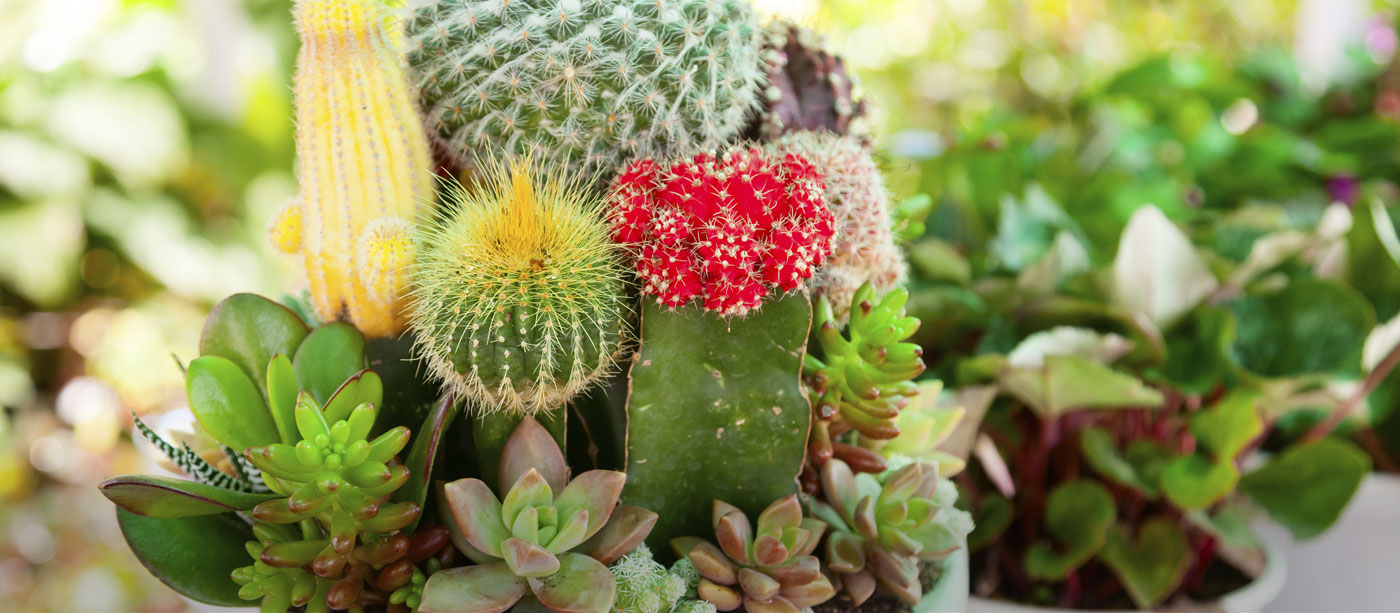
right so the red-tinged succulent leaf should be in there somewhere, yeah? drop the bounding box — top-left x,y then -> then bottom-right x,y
443,478 -> 509,556
502,469 -> 554,529
821,459 -> 859,524
546,508 -> 591,554
437,483 -> 498,564
778,526 -> 810,558
502,536 -> 562,578
779,567 -> 837,607
689,541 -> 739,585
367,426 -> 412,464
353,533 -> 408,565
698,579 -> 744,611
713,500 -> 744,531
878,500 -> 909,528
867,546 -> 920,605
512,593 -> 555,613
757,494 -> 803,536
843,569 -> 877,606
291,322 -> 367,406
753,534 -> 789,567
883,526 -> 922,557
501,417 -> 569,494
261,540 -> 326,568
744,595 -> 801,613
880,463 -> 923,504
398,393 -> 460,531
115,509 -> 252,606
913,462 -> 939,500
826,531 -> 865,573
358,501 -> 420,533
345,461 -> 392,489
252,498 -> 311,523
578,505 -> 658,565
853,497 -> 878,540
527,552 -> 617,613
793,519 -> 827,557
716,511 -> 753,565
671,536 -> 705,559
738,568 -> 781,601
553,470 -> 627,541
419,563 -> 527,613
768,556 -> 822,586
99,475 -> 278,518
323,369 -> 383,424
513,507 -> 542,544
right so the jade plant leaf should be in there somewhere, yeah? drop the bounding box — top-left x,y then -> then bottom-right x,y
1239,438 -> 1370,539
1080,427 -> 1158,497
1000,354 -> 1165,417
265,354 -> 299,445
624,294 -> 812,553
186,355 -> 279,451
115,509 -> 253,606
420,562 -> 528,613
292,322 -> 366,405
1098,517 -> 1191,610
199,293 -> 309,392
100,474 -> 277,517
397,393 -> 461,530
1229,279 -> 1373,378
1190,391 -> 1261,460
1162,454 -> 1237,510
1024,479 -> 1115,580
527,552 -> 617,613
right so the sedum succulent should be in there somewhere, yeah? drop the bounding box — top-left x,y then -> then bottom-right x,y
808,459 -> 971,606
233,521 -> 333,613
422,417 -> 658,613
804,282 -> 924,445
409,158 -> 630,416
671,495 -> 835,613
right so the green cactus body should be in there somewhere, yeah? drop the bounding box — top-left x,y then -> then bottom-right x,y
405,0 -> 764,176
410,160 -> 629,415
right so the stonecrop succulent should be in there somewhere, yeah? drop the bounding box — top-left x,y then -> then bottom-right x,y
671,495 -> 835,613
608,146 -> 835,316
746,21 -> 867,141
405,0 -> 764,177
409,158 -> 629,415
808,459 -> 972,607
271,0 -> 435,338
422,417 -> 658,613
805,282 -> 925,442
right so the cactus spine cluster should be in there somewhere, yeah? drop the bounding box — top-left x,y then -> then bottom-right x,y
409,159 -> 629,415
404,0 -> 765,177
272,0 -> 435,338
773,131 -> 905,326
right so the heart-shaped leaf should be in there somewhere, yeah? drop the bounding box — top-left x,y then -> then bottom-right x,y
1080,427 -> 1158,497
1024,480 -> 1115,580
1000,354 -> 1164,417
968,495 -> 1012,552
420,562 -> 527,613
1162,454 -> 1237,510
1111,205 -> 1219,328
1163,306 -> 1238,394
199,293 -> 309,392
186,355 -> 279,451
115,509 -> 253,606
100,474 -> 277,517
527,552 -> 618,613
1229,279 -> 1373,378
1346,199 -> 1400,321
1239,438 -> 1370,539
1191,391 -> 1261,461
397,393 -> 460,531
1098,517 -> 1191,610
293,322 -> 366,406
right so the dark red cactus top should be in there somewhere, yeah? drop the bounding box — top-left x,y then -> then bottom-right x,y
609,146 -> 835,316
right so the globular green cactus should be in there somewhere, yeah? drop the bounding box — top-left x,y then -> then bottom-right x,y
409,159 -> 629,415
804,282 -> 925,445
808,459 -> 971,606
672,495 -> 835,613
423,417 -> 658,613
404,0 -> 764,177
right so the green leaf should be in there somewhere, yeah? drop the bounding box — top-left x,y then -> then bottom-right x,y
265,354 -> 299,445
99,474 -> 277,517
292,322 -> 367,406
907,237 -> 971,284
1162,306 -> 1237,394
1111,205 -> 1218,328
397,394 -> 461,531
186,355 -> 279,451
1080,427 -> 1158,497
1228,279 -> 1374,378
199,293 -> 309,392
624,294 -> 811,554
1190,391 -> 1262,460
999,354 -> 1165,417
1025,480 -> 1115,580
322,369 -> 383,424
1186,505 -> 1258,550
527,552 -> 617,613
1162,454 -> 1237,510
1346,200 -> 1400,321
1239,438 -> 1370,539
1099,517 -> 1192,610
420,562 -> 527,613
115,509 -> 253,606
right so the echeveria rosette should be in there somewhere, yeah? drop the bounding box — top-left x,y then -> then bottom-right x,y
671,495 -> 836,613
804,282 -> 925,454
422,417 -> 658,613
808,459 -> 972,606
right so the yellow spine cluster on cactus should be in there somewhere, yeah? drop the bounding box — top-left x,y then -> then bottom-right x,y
272,0 -> 435,338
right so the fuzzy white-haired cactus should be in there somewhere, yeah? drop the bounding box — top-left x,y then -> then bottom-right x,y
271,0 -> 436,338
404,0 -> 765,177
773,131 -> 905,325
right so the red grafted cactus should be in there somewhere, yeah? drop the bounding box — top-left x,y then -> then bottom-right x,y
609,146 -> 836,317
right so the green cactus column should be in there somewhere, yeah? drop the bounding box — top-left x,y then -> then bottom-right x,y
623,293 -> 813,552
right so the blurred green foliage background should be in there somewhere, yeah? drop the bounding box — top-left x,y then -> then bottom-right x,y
0,0 -> 1395,609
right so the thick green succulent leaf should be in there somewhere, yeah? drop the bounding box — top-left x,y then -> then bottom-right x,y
420,562 -> 527,613
1239,438 -> 1370,539
1080,427 -> 1158,497
624,294 -> 811,553
100,474 -> 277,517
199,293 -> 309,392
1098,517 -> 1191,610
474,409 -> 567,493
1228,279 -> 1373,378
576,505 -> 658,565
1162,454 -> 1237,510
265,354 -> 299,445
1190,391 -> 1262,460
554,470 -> 627,542
527,552 -> 617,613
322,369 -> 383,424
999,354 -> 1164,417
186,355 -> 279,451
115,509 -> 253,606
443,478 -> 510,556
503,536 -> 562,578
397,393 -> 461,530
502,469 -> 554,530
1024,480 -> 1114,580
500,416 -> 569,495
292,322 -> 367,406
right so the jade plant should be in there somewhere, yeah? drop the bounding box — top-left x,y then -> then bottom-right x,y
421,417 -> 657,613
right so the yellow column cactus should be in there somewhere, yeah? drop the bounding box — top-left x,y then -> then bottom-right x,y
271,0 -> 434,338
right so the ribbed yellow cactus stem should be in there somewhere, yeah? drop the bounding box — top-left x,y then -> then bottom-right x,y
275,0 -> 434,338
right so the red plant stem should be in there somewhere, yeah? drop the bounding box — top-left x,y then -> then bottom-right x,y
1306,341 -> 1400,441
1358,427 -> 1400,472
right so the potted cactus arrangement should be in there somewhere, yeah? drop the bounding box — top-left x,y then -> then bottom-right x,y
97,0 -> 975,612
